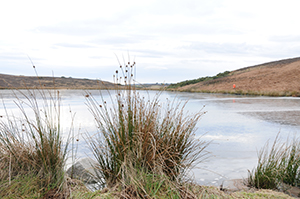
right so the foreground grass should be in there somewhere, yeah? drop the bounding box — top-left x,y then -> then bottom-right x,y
0,173 -> 295,199
0,66 -> 71,198
248,134 -> 300,191
69,181 -> 295,199
84,58 -> 210,197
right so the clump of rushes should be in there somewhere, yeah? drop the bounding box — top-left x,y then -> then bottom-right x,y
85,56 -> 209,197
0,65 -> 71,198
248,133 -> 300,190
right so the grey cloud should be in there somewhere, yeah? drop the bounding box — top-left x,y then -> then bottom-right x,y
89,55 -> 110,60
269,35 -> 300,42
130,49 -> 172,58
184,41 -> 300,60
91,34 -> 156,46
0,53 -> 28,61
259,45 -> 300,59
54,43 -> 95,48
163,23 -> 243,36
184,42 -> 261,55
92,36 -> 141,45
36,23 -> 103,36
35,15 -> 130,36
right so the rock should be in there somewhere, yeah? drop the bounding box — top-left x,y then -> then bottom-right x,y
66,157 -> 98,184
221,179 -> 249,192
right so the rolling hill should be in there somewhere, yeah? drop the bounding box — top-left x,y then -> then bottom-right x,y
171,57 -> 300,97
0,74 -> 116,89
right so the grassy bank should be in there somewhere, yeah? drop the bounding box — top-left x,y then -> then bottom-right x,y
167,89 -> 300,97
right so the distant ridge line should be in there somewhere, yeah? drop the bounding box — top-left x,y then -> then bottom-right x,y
233,57 -> 300,73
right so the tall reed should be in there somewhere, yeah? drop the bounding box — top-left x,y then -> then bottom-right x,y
85,58 -> 209,195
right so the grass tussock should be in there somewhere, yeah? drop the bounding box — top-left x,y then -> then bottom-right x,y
85,58 -> 209,197
248,133 -> 300,190
0,68 -> 71,197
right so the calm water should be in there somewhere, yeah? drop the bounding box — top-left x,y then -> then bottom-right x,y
1,89 -> 300,186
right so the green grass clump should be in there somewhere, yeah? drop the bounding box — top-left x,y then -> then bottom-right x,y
0,173 -> 43,198
85,59 -> 209,196
248,134 -> 300,190
0,68 -> 71,197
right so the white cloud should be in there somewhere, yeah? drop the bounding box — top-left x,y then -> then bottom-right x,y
1,0 -> 300,83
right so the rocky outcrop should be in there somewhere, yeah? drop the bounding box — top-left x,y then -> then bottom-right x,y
66,158 -> 98,185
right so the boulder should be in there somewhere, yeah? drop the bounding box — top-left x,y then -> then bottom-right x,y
66,157 -> 98,184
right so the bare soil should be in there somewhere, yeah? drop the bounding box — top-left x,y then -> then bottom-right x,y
177,57 -> 300,96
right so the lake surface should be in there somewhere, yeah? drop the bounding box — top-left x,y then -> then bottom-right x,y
1,89 -> 300,186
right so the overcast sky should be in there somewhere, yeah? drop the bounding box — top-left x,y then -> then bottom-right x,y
1,0 -> 300,83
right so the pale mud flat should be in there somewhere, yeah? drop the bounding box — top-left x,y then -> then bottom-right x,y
241,110 -> 300,126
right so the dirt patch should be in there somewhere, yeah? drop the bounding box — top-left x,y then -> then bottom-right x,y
177,57 -> 300,96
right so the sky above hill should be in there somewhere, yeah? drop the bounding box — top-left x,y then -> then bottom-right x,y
1,0 -> 300,83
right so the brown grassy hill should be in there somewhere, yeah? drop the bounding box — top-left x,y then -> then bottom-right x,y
176,57 -> 300,96
0,74 -> 116,89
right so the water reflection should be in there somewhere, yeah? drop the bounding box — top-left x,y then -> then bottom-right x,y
1,90 -> 299,186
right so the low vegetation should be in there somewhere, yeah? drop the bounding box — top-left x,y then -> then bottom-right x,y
0,87 -> 71,198
84,59 -> 210,198
248,133 -> 300,190
168,71 -> 230,89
